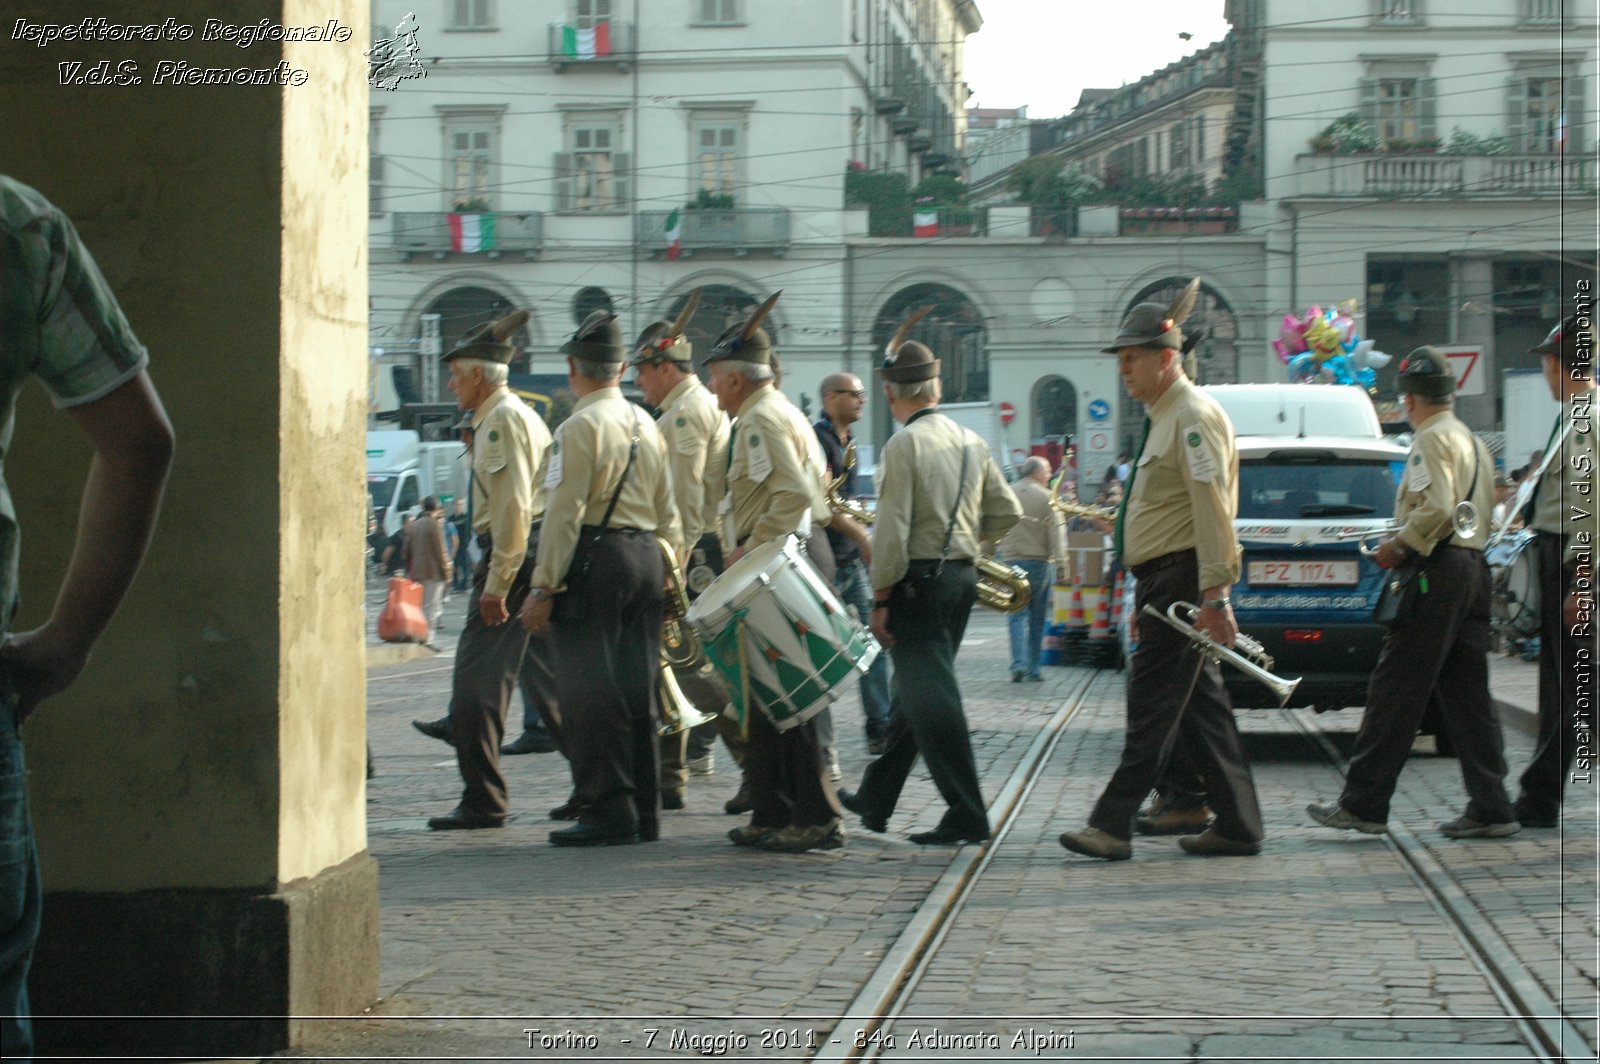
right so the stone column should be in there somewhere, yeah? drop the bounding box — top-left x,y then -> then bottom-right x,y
0,1 -> 376,1055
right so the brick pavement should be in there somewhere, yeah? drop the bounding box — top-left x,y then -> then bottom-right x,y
269,594 -> 1592,1062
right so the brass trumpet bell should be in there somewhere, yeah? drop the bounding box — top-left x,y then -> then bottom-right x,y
1140,601 -> 1302,707
658,663 -> 718,737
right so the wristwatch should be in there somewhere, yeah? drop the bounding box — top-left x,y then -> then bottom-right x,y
528,587 -> 553,603
1202,595 -> 1231,611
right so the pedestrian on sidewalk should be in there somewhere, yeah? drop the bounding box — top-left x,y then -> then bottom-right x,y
1308,346 -> 1515,839
1000,455 -> 1058,683
1511,315 -> 1597,828
837,308 -> 1021,847
426,310 -> 560,831
403,496 -> 452,640
0,175 -> 175,1062
1059,279 -> 1265,861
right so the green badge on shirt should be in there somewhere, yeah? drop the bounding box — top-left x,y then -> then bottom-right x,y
1186,431 -> 1201,448
1412,454 -> 1421,464
676,416 -> 686,428
750,434 -> 761,446
489,430 -> 499,442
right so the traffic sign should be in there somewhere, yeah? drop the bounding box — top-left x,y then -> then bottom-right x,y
1436,345 -> 1485,396
1088,399 -> 1111,422
998,401 -> 1016,426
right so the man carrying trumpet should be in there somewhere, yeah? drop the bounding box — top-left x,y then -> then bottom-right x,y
1308,347 -> 1513,838
1059,280 -> 1265,860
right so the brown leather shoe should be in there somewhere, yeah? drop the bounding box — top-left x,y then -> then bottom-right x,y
1177,828 -> 1261,856
1136,804 -> 1212,836
723,783 -> 753,815
1058,826 -> 1132,861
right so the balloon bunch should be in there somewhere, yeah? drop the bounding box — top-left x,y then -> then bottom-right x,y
1273,299 -> 1391,392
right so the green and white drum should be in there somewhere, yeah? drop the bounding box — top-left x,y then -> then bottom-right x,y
685,535 -> 881,731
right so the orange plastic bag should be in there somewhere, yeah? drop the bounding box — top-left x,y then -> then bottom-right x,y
377,577 -> 429,643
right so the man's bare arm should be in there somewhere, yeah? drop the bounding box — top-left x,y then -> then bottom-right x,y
2,371 -> 174,720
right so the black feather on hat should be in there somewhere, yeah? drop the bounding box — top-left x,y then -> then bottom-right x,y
561,309 -> 625,363
628,288 -> 703,367
704,291 -> 781,366
442,308 -> 530,364
1102,277 -> 1201,354
877,304 -> 941,383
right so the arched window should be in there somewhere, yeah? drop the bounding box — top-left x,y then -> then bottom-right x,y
663,284 -> 775,370
871,284 -> 988,403
1115,278 -> 1237,452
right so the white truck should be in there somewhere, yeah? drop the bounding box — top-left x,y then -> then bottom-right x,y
939,401 -> 1015,478
1502,368 -> 1560,472
366,430 -> 470,539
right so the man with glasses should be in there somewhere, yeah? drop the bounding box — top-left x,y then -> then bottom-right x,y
814,372 -> 890,754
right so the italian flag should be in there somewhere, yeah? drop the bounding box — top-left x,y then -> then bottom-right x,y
447,212 -> 496,253
560,22 -> 611,60
664,208 -> 682,261
913,198 -> 939,238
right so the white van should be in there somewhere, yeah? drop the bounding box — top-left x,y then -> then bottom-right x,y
1204,384 -> 1382,439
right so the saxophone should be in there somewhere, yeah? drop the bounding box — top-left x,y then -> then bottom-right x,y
826,443 -> 1031,615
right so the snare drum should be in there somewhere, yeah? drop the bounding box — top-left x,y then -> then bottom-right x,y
685,535 -> 881,731
1487,530 -> 1540,637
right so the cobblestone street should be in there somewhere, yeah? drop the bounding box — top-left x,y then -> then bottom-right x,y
271,589 -> 1598,1062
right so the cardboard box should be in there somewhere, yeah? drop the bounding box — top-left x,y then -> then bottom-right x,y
1065,531 -> 1111,586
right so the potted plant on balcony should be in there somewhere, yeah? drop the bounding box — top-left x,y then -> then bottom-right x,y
684,187 -> 737,242
1382,136 -> 1442,154
844,165 -> 912,237
1441,127 -> 1511,155
1004,155 -> 1100,237
1308,113 -> 1379,154
913,174 -> 974,235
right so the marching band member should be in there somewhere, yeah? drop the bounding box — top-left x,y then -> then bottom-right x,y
520,311 -> 682,847
705,293 -> 846,853
1308,346 -> 1511,838
1059,280 -> 1264,860
837,310 -> 1021,846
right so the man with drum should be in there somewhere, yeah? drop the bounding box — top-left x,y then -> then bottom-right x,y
520,311 -> 682,847
1058,280 -> 1265,860
626,292 -> 741,814
1513,315 -> 1597,828
427,311 -> 559,831
1307,346 -> 1513,838
704,293 -> 847,853
837,313 -> 1022,846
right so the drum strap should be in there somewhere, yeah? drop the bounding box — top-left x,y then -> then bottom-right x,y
936,445 -> 971,577
595,409 -> 642,538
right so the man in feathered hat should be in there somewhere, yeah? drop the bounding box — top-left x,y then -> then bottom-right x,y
1059,280 -> 1265,860
520,311 -> 683,847
837,307 -> 1021,846
427,310 -> 559,831
1509,314 -> 1596,828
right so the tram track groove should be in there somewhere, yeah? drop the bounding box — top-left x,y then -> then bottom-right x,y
809,671 -> 1098,1063
1285,706 -> 1591,1063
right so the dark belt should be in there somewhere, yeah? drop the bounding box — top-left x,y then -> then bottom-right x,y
476,519 -> 543,553
1128,548 -> 1196,581
579,525 -> 651,537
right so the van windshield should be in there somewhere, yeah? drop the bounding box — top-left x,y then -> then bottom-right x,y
1238,459 -> 1397,521
367,475 -> 397,515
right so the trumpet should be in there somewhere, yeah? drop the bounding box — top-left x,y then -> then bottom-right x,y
1140,601 -> 1302,707
1335,501 -> 1480,556
825,441 -> 875,526
655,535 -> 718,736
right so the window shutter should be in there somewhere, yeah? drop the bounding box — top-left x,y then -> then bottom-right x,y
554,152 -> 573,211
701,0 -> 715,21
1567,76 -> 1585,153
612,151 -> 632,208
1507,78 -> 1529,152
1417,78 -> 1437,140
1358,77 -> 1378,128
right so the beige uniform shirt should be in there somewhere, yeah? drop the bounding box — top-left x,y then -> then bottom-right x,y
471,386 -> 553,598
1120,375 -> 1242,591
657,374 -> 730,546
1395,409 -> 1493,557
532,387 -> 683,590
999,477 -> 1059,562
724,386 -> 828,549
870,408 -> 1023,591
1528,392 -> 1598,566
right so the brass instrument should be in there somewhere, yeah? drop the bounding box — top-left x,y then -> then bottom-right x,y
1334,501 -> 1480,557
656,535 -> 718,736
825,441 -> 875,526
1047,471 -> 1118,523
1140,601 -> 1302,707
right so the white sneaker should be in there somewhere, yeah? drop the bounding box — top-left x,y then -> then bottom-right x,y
828,753 -> 843,783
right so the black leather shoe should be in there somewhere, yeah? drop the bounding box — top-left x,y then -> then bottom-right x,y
661,792 -> 686,811
1513,799 -> 1558,828
723,784 -> 753,815
427,807 -> 506,831
837,788 -> 888,834
501,730 -> 556,756
549,822 -> 639,847
412,716 -> 452,743
549,797 -> 584,821
866,735 -> 887,756
908,825 -> 989,846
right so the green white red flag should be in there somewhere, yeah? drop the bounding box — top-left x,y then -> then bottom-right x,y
448,213 -> 495,253
560,22 -> 612,60
664,209 -> 682,260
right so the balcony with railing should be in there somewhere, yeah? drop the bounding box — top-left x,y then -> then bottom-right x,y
546,21 -> 636,70
390,212 -> 545,258
635,208 -> 791,257
1289,152 -> 1594,198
